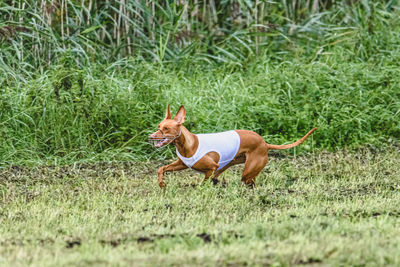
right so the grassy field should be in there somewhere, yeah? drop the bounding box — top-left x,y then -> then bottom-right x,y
1,1 -> 400,164
1,57 -> 399,165
1,1 -> 400,266
1,145 -> 399,266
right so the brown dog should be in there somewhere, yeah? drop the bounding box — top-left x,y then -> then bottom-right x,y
149,105 -> 316,188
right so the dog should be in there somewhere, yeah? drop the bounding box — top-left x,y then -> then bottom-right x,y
149,105 -> 316,188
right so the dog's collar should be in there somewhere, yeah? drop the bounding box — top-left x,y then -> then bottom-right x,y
171,129 -> 181,143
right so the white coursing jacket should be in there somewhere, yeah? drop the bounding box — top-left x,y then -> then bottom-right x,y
176,130 -> 241,170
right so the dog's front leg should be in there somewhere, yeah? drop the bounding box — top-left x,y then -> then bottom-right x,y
157,159 -> 188,188
204,170 -> 216,181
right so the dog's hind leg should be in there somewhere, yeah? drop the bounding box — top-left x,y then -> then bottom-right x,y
241,149 -> 269,187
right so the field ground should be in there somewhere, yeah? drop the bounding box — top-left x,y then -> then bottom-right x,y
1,146 -> 399,266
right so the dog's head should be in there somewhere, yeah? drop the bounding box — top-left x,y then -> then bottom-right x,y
149,104 -> 186,148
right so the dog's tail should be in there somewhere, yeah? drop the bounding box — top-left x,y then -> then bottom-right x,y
267,128 -> 317,150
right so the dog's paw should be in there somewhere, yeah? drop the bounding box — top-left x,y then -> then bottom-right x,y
159,181 -> 166,188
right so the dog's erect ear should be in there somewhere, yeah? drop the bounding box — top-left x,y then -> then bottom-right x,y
174,105 -> 186,125
164,104 -> 171,120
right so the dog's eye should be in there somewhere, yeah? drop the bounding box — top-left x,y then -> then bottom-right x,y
164,127 -> 169,130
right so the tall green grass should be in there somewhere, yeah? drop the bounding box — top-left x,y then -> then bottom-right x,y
1,1 -> 397,72
0,0 -> 335,66
0,54 -> 399,165
0,1 -> 399,165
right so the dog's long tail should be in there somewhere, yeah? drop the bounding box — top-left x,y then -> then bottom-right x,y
267,128 -> 317,150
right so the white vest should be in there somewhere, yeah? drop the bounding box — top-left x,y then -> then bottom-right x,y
176,130 -> 241,170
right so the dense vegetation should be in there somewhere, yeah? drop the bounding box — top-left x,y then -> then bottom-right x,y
1,0 -> 399,165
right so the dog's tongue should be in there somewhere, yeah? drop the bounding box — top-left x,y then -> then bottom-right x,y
155,138 -> 168,148
155,142 -> 162,148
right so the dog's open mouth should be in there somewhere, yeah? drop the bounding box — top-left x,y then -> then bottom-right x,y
149,137 -> 173,148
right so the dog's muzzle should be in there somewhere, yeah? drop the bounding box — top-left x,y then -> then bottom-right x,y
149,136 -> 175,148
149,131 -> 181,148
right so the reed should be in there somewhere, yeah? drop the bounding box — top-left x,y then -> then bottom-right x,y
1,0 -> 387,70
0,0 -> 399,165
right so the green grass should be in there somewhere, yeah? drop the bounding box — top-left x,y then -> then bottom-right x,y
0,2 -> 399,265
1,55 -> 399,165
1,1 -> 399,164
2,0 -> 385,68
1,146 -> 399,266
0,1 -> 399,266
